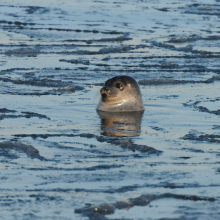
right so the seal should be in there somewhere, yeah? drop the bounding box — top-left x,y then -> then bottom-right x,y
96,75 -> 144,112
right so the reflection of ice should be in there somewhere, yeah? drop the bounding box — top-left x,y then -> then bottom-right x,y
97,110 -> 143,137
5,48 -> 40,57
75,193 -> 214,218
139,75 -> 220,86
0,141 -> 45,160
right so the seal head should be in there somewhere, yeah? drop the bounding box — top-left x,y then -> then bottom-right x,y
96,75 -> 144,112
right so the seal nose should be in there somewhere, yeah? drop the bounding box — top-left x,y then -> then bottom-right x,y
100,86 -> 110,94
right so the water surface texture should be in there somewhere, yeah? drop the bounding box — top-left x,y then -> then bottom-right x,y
0,0 -> 220,219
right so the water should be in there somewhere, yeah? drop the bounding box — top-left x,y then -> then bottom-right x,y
0,0 -> 220,219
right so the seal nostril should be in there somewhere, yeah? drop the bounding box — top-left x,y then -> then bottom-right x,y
101,87 -> 109,95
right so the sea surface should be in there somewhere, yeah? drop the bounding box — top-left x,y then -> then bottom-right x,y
0,0 -> 220,219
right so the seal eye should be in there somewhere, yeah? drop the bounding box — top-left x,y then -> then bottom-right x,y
115,83 -> 123,90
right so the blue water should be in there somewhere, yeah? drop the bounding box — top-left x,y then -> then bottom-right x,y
0,0 -> 220,219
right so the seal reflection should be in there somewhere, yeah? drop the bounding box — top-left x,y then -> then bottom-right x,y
97,111 -> 144,137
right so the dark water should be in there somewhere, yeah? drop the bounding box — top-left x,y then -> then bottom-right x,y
0,0 -> 220,219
